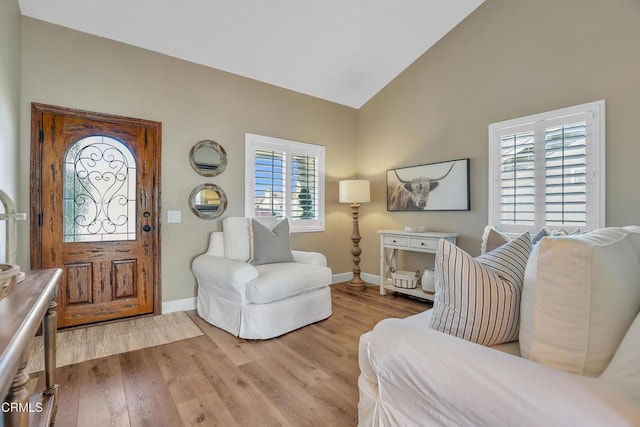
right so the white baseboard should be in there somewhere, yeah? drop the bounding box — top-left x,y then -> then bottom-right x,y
331,272 -> 352,284
162,297 -> 196,314
332,272 -> 380,286
361,272 -> 380,286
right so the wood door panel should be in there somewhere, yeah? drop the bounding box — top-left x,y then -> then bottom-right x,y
31,104 -> 161,328
113,260 -> 136,299
64,263 -> 93,305
57,299 -> 146,326
62,243 -> 136,260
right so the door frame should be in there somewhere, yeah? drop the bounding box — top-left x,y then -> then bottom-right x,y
30,103 -> 162,316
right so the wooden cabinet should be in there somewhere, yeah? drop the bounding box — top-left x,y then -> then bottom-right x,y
1,269 -> 61,427
378,230 -> 457,301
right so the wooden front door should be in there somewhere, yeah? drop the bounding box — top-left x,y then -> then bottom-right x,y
31,104 -> 161,328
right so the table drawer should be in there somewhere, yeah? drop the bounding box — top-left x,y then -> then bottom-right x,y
384,235 -> 409,247
409,237 -> 439,251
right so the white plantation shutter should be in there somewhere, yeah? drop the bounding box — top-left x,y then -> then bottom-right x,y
500,130 -> 536,226
253,149 -> 286,218
544,121 -> 588,226
245,133 -> 325,232
489,101 -> 605,233
291,154 -> 319,221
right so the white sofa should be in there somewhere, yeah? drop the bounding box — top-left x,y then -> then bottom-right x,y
192,217 -> 332,339
358,227 -> 640,426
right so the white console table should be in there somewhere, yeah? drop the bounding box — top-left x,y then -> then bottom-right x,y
378,230 -> 457,301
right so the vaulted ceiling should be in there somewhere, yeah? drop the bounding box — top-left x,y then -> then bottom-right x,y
18,0 -> 484,108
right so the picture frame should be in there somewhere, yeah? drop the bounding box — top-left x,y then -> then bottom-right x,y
387,158 -> 470,211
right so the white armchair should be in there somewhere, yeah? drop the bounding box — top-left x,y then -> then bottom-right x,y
192,217 -> 332,339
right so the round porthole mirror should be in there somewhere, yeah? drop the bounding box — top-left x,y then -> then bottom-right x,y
189,184 -> 228,219
189,140 -> 227,177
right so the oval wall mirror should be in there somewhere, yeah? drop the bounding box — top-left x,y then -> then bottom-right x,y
189,184 -> 228,219
189,140 -> 227,177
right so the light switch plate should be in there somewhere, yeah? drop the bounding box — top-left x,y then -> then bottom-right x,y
167,210 -> 181,223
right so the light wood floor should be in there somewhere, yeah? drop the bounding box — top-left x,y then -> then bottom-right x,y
29,283 -> 428,426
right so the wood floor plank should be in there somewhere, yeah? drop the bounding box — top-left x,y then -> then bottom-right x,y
250,338 -> 330,387
192,346 -> 293,426
149,337 -> 206,378
76,357 -> 130,427
77,386 -> 130,427
120,349 -> 184,427
50,363 -> 82,426
277,324 -> 359,387
156,336 -> 245,426
77,356 -> 128,395
175,393 -> 238,427
148,337 -> 217,404
333,287 -> 428,320
187,312 -> 265,366
307,377 -> 359,426
30,283 -> 425,426
240,357 -> 348,427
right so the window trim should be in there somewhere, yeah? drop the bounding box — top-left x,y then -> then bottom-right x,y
488,100 -> 605,233
245,133 -> 325,233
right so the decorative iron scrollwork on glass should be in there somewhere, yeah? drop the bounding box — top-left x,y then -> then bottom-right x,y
63,136 -> 136,242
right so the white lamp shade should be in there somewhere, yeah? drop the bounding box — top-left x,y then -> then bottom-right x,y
339,180 -> 370,203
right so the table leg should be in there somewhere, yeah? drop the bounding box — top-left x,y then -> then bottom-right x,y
2,350 -> 30,427
42,296 -> 57,421
379,237 -> 386,295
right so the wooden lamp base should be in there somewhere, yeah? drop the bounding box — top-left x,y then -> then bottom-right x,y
348,203 -> 366,291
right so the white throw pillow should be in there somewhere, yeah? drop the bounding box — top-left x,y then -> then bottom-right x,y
480,225 -> 511,254
223,217 -> 278,262
223,217 -> 251,261
429,232 -> 532,346
480,225 -> 550,255
519,228 -> 640,376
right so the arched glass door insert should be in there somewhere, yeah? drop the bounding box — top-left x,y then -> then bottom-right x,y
63,135 -> 136,242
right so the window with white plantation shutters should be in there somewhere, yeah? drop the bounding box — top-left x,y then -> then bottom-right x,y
245,133 -> 325,232
489,100 -> 605,233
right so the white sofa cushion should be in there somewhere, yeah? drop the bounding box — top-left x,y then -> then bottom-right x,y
245,262 -> 331,304
223,217 -> 252,261
520,228 -> 640,376
429,232 -> 532,346
601,311 -> 640,386
222,216 -> 278,262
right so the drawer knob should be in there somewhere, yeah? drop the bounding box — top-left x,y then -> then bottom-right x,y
421,242 -> 425,246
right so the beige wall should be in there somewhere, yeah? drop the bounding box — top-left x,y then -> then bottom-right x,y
0,0 -> 20,198
357,0 -> 640,275
15,0 -> 640,296
0,0 -> 21,263
19,18 -> 358,302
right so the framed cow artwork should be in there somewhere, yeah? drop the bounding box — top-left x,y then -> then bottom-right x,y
387,158 -> 470,211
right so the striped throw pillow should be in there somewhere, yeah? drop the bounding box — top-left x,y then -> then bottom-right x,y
429,232 -> 532,346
